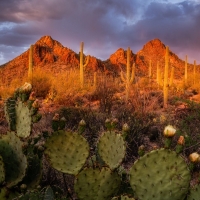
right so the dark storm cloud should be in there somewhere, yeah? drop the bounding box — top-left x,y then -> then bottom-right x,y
123,1 -> 200,63
0,0 -> 199,64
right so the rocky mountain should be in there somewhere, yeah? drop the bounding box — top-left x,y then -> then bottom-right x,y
0,36 -> 104,85
135,38 -> 188,78
0,36 -> 196,86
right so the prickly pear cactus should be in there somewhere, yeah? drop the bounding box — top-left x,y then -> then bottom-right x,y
44,186 -> 54,200
0,187 -> 18,200
4,83 -> 41,138
111,195 -> 136,200
129,148 -> 191,200
15,101 -> 32,138
22,154 -> 42,189
0,131 -> 27,188
98,131 -> 126,169
4,97 -> 16,131
187,184 -> 200,200
74,167 -> 121,200
45,130 -> 89,175
0,155 -> 5,184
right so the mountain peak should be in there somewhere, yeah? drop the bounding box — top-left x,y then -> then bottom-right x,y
143,38 -> 166,50
35,35 -> 63,48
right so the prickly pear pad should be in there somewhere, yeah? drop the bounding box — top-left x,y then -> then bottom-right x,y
111,195 -> 136,200
74,167 -> 121,200
98,131 -> 126,169
187,184 -> 200,200
0,132 -> 27,188
45,130 -> 89,175
129,148 -> 191,200
15,101 -> 32,138
0,156 -> 5,184
120,195 -> 135,200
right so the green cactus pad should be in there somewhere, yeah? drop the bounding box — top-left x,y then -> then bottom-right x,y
45,130 -> 89,175
44,186 -> 54,200
4,97 -> 16,131
74,167 -> 121,200
0,187 -> 19,200
187,184 -> 200,200
98,131 -> 126,169
0,131 -> 27,188
120,195 -> 135,200
129,148 -> 191,200
15,101 -> 32,138
0,155 -> 5,184
22,154 -> 42,189
111,195 -> 136,200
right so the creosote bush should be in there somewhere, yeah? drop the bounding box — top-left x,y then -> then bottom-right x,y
32,68 -> 52,98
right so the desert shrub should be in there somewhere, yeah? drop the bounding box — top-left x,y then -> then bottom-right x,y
88,74 -> 119,114
0,76 -> 26,99
51,69 -> 89,105
32,68 -> 52,98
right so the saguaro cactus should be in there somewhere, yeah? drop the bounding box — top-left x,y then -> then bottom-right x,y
121,47 -> 135,102
156,61 -> 161,86
184,55 -> 188,86
163,46 -> 169,108
80,42 -> 90,88
149,60 -> 152,78
28,45 -> 33,84
169,66 -> 174,86
193,60 -> 196,85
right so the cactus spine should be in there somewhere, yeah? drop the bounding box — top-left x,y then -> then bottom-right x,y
163,46 -> 169,108
121,47 -> 135,102
80,42 -> 90,88
184,55 -> 188,86
28,45 -> 33,84
193,60 -> 196,85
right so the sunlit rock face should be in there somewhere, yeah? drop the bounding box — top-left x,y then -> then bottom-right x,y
0,36 -> 196,85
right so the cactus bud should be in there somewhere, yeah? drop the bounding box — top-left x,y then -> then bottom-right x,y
111,118 -> 118,129
79,119 -> 86,126
163,125 -> 176,138
32,99 -> 40,109
78,119 -> 86,134
105,118 -> 112,130
53,113 -> 60,121
138,145 -> 145,157
122,123 -> 130,139
37,145 -> 45,151
20,184 -> 27,193
29,91 -> 36,101
177,136 -> 185,145
20,82 -> 32,93
176,136 -> 185,154
122,123 -> 130,132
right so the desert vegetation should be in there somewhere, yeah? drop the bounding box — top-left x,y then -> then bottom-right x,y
0,38 -> 200,199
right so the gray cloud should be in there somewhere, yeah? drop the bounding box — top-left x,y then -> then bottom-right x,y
0,0 -> 199,64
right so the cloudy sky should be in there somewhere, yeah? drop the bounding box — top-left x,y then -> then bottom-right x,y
0,0 -> 200,65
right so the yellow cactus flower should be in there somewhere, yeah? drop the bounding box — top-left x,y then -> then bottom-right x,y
163,125 -> 176,138
189,152 -> 200,163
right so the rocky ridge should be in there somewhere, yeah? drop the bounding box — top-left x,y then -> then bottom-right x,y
0,36 -> 197,85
